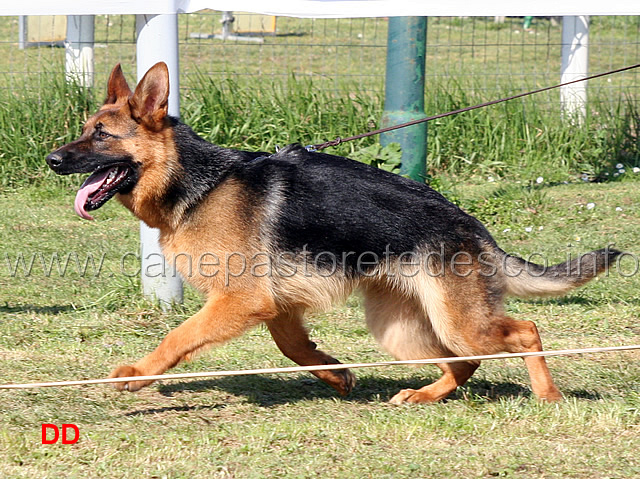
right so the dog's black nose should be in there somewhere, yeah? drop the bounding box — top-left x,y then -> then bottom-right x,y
46,152 -> 63,170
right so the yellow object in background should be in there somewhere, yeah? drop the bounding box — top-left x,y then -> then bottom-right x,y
24,15 -> 66,45
233,13 -> 276,35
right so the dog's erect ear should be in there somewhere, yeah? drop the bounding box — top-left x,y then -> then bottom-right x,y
129,62 -> 170,131
105,64 -> 132,105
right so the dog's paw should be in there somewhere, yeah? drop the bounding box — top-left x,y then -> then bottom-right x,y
538,389 -> 563,403
108,365 -> 154,392
389,388 -> 435,405
334,368 -> 357,396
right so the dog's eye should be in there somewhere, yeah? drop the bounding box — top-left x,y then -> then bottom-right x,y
95,129 -> 111,140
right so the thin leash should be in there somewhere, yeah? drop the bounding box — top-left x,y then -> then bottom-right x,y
311,62 -> 640,151
1,344 -> 639,390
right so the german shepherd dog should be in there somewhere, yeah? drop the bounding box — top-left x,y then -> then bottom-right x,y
46,62 -> 620,403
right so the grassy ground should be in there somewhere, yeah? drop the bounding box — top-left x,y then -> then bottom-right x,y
0,176 -> 639,478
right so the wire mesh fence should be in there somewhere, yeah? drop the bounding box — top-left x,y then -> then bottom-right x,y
0,13 -> 639,111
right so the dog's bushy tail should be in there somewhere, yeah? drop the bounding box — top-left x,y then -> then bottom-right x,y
501,247 -> 621,297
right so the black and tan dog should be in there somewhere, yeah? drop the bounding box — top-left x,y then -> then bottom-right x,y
46,62 -> 619,403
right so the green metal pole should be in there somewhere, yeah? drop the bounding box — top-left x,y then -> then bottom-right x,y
380,17 -> 428,182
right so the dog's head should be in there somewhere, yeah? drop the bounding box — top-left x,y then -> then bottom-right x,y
46,62 -> 175,221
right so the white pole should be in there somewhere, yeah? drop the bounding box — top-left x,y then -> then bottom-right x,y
136,14 -> 183,308
221,11 -> 234,39
65,15 -> 95,87
18,16 -> 26,50
560,15 -> 589,124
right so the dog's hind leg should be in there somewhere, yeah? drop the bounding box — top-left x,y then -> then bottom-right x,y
382,265 -> 564,403
430,278 -> 563,402
266,307 -> 356,396
363,286 -> 479,403
109,291 -> 277,392
474,316 -> 563,402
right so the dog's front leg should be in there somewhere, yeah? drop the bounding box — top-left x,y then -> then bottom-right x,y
109,291 -> 277,391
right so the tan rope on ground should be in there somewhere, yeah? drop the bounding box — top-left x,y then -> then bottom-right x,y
1,344 -> 639,390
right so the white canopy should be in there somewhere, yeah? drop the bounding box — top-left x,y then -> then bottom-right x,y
1,1 -> 639,18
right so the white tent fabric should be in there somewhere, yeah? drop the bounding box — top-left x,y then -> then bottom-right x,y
1,1 -> 639,17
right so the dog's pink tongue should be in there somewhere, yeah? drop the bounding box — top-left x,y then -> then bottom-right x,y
74,169 -> 111,220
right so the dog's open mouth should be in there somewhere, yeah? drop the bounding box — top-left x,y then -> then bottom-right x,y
74,165 -> 133,220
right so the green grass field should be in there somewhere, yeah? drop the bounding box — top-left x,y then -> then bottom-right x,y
0,13 -> 639,479
0,179 -> 639,478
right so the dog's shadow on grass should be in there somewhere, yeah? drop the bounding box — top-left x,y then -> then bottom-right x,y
0,303 -> 75,315
125,375 -> 603,416
150,374 -> 601,409
158,374 -> 409,406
